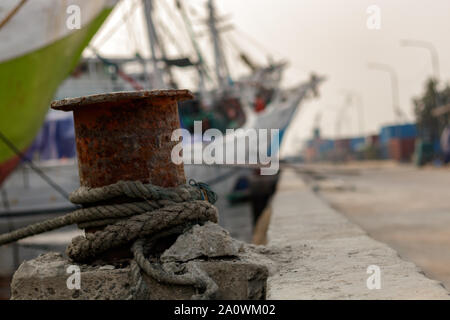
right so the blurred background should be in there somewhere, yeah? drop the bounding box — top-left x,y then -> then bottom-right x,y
93,0 -> 450,158
1,0 -> 450,299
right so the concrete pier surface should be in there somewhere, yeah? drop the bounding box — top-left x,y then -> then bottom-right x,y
304,162 -> 450,291
266,167 -> 450,299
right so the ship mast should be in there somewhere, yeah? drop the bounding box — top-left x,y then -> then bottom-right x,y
207,0 -> 230,90
142,0 -> 176,89
176,0 -> 208,99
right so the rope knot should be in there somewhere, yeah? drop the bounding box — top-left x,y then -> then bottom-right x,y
189,179 -> 218,204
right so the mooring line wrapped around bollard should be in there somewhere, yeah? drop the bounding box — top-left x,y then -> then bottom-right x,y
130,239 -> 218,300
0,180 -> 219,300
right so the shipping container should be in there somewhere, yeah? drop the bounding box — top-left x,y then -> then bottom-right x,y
388,138 -> 416,161
319,139 -> 335,154
350,137 -> 366,152
380,123 -> 417,145
366,135 -> 380,146
335,138 -> 351,150
379,124 -> 417,161
305,146 -> 317,162
333,138 -> 352,162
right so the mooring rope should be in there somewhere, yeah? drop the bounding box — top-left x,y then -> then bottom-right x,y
0,180 -> 219,300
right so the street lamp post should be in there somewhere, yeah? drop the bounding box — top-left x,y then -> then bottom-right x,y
367,62 -> 405,123
400,39 -> 440,81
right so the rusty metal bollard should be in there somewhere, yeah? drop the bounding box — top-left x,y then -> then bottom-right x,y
8,89 -> 271,299
51,90 -> 193,259
51,90 -> 193,188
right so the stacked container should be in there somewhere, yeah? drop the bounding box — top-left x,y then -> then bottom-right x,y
379,123 -> 417,161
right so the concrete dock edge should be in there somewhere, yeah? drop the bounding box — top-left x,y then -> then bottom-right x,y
266,168 -> 450,299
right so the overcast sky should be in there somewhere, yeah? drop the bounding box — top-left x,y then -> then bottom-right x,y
91,0 -> 450,155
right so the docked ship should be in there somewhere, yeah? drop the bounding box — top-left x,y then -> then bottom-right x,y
0,0 -> 117,183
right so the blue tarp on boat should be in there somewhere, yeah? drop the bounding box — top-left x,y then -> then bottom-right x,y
26,111 -> 76,161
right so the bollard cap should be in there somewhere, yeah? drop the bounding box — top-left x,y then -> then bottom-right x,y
51,89 -> 194,111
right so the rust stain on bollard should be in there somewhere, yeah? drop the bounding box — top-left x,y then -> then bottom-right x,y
51,90 -> 193,189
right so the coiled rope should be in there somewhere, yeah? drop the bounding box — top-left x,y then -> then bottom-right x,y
0,179 -> 220,300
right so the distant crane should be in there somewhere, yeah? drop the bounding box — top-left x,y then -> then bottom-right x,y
340,90 -> 365,136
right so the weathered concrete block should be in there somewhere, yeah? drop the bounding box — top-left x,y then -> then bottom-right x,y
11,252 -> 268,300
11,253 -> 131,300
161,222 -> 242,263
